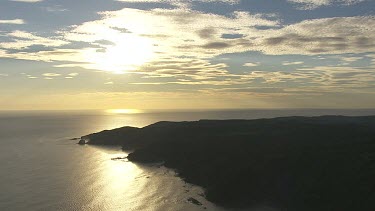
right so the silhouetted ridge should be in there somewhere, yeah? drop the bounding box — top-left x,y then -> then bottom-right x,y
81,126 -> 140,146
82,116 -> 375,211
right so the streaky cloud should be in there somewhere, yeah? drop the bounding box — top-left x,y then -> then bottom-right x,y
288,0 -> 366,10
0,19 -> 25,24
10,0 -> 43,2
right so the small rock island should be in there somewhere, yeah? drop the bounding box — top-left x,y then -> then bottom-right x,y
81,116 -> 375,211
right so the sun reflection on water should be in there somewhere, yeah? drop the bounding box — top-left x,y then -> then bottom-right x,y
95,151 -> 146,210
80,147 -> 225,211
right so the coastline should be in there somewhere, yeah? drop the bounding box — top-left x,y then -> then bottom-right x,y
81,115 -> 375,210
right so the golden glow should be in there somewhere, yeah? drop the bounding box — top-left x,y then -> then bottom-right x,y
84,34 -> 154,73
106,154 -> 136,176
98,151 -> 144,209
106,109 -> 143,114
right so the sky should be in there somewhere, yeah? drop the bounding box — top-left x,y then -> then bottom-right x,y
0,0 -> 374,110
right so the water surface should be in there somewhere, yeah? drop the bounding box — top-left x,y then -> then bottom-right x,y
1,109 -> 374,210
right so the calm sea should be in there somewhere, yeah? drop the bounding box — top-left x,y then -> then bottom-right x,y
1,109 -> 374,211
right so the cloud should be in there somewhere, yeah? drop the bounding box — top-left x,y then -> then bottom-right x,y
42,73 -> 61,77
10,0 -> 43,2
116,0 -> 238,2
133,59 -> 375,90
296,65 -> 375,88
0,19 -> 25,24
282,61 -> 304,65
68,73 -> 79,76
340,56 -> 363,62
287,0 -> 366,10
116,0 -> 239,7
243,62 -> 260,67
1,9 -> 373,66
64,9 -> 373,59
43,5 -> 68,12
39,7 -> 276,73
366,54 -> 375,66
114,0 -> 241,9
197,28 -> 217,39
0,30 -> 68,50
202,42 -> 232,49
260,16 -> 375,55
136,57 -> 231,80
0,7 -> 374,96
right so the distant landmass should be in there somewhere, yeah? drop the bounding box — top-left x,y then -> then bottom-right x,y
80,116 -> 375,211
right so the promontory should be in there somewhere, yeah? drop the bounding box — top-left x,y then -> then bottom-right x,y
81,116 -> 375,211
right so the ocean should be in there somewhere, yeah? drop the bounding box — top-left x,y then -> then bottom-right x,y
1,109 -> 374,211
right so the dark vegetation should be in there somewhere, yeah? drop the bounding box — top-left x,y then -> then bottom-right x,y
82,116 -> 375,211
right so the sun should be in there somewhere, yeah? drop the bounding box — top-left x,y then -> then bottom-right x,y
84,34 -> 154,74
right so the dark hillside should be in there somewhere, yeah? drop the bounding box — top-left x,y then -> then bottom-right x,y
82,116 -> 375,210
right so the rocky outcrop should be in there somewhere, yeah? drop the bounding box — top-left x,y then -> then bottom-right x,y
187,197 -> 202,206
77,138 -> 86,145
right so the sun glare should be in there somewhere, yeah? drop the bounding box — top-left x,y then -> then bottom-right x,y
84,34 -> 154,73
106,109 -> 143,114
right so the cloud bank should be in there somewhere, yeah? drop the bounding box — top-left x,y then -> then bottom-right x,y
0,6 -> 374,99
